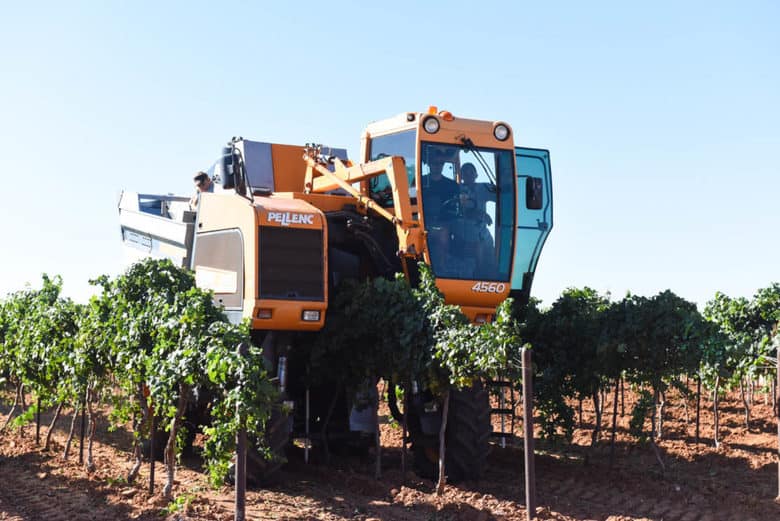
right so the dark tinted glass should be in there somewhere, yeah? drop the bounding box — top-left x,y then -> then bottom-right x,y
368,130 -> 416,206
420,142 -> 514,282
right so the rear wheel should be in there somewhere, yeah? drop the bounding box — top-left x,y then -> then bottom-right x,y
245,404 -> 290,486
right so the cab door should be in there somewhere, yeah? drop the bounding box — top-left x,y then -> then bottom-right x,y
511,147 -> 553,303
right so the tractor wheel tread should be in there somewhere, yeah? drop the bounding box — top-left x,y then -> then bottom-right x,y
410,383 -> 491,483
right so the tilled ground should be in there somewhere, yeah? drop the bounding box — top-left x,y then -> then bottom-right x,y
1,388 -> 780,521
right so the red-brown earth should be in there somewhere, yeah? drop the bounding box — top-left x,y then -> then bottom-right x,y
1,385 -> 779,521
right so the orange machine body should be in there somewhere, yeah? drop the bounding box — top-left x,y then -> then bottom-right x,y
192,109 -> 529,328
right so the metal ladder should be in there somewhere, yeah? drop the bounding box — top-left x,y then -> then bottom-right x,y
487,378 -> 517,447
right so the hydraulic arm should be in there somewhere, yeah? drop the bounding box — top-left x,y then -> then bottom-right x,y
302,144 -> 426,267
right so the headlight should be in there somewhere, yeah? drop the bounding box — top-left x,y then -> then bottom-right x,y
493,123 -> 510,141
423,116 -> 440,134
302,310 -> 321,322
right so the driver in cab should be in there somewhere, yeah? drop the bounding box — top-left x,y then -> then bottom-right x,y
423,153 -> 459,228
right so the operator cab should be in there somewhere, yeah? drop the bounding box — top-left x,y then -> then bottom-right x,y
361,108 -> 552,317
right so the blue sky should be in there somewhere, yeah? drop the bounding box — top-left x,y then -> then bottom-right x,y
1,1 -> 778,309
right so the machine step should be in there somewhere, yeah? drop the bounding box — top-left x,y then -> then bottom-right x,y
490,431 -> 514,438
491,407 -> 514,415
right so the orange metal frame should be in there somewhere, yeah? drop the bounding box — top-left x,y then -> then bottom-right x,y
303,152 -> 426,263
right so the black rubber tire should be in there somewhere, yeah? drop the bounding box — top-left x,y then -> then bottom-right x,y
410,383 -> 491,483
245,405 -> 290,486
411,440 -> 437,480
445,383 -> 491,482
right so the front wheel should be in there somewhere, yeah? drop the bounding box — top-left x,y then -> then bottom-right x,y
445,383 -> 491,482
409,382 -> 491,483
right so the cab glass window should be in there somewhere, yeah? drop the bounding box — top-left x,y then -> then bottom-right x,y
368,130 -> 416,206
420,142 -> 515,282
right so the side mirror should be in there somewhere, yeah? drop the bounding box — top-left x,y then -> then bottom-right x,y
526,177 -> 543,210
221,146 -> 235,190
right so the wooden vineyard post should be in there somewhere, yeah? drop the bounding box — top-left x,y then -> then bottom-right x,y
374,401 -> 382,480
609,379 -> 619,467
235,418 -> 247,521
776,342 -> 779,502
235,342 -> 249,521
36,397 -> 41,445
695,376 -> 701,444
149,414 -> 156,495
79,395 -> 86,464
713,375 -> 720,448
522,346 -> 536,521
435,389 -> 450,495
305,387 -> 311,464
401,384 -> 408,479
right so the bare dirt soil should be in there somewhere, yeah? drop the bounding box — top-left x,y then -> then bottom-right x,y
2,386 -> 780,521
